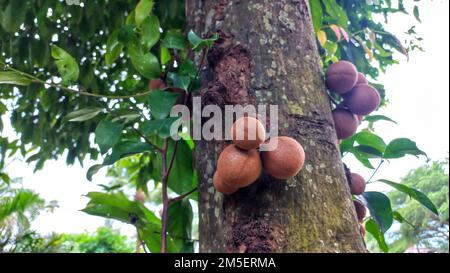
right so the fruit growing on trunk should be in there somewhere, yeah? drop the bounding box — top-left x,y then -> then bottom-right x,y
135,190 -> 146,203
213,172 -> 238,195
326,61 -> 358,94
356,72 -> 368,85
349,173 -> 366,195
344,84 -> 381,115
332,108 -> 359,139
216,144 -> 262,188
231,117 -> 266,150
354,199 -> 367,223
261,137 -> 305,180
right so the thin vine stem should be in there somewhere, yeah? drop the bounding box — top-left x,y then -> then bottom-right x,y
367,159 -> 385,184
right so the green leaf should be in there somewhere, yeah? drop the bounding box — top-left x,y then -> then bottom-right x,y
321,0 -> 349,27
383,138 -> 427,159
160,46 -> 172,65
0,71 -> 32,86
309,0 -> 323,32
187,30 -> 219,51
178,60 -> 197,77
363,192 -> 393,233
413,6 -> 421,23
140,117 -> 181,138
162,30 -> 188,50
167,72 -> 190,91
377,179 -> 439,216
354,131 -> 386,154
128,38 -> 161,79
103,140 -> 153,165
95,120 -> 124,154
349,148 -> 375,169
51,45 -> 80,85
148,89 -> 181,120
105,30 -> 124,67
141,15 -> 160,49
63,108 -> 103,122
168,199 -> 193,239
135,0 -> 155,26
0,172 -> 11,184
365,219 -> 389,253
86,164 -> 105,182
1,0 -> 27,33
364,115 -> 397,124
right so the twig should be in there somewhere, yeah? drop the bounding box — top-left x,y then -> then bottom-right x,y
170,187 -> 198,204
160,139 -> 169,253
367,159 -> 385,183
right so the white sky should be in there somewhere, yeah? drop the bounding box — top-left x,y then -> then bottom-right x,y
2,0 -> 449,237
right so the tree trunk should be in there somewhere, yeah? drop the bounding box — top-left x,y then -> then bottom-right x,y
187,0 -> 366,253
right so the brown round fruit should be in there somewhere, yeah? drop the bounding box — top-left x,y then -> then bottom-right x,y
213,172 -> 238,195
343,84 -> 381,115
354,199 -> 367,223
326,61 -> 358,94
231,117 -> 266,150
216,144 -> 262,188
350,173 -> 366,195
261,136 -> 305,180
135,190 -> 146,203
356,72 -> 369,85
148,79 -> 166,90
332,108 -> 359,140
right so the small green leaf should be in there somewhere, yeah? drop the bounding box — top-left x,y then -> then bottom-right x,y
141,15 -> 160,49
105,30 -> 124,67
365,219 -> 389,253
384,138 -> 427,159
354,131 -> 386,154
168,199 -> 193,239
135,0 -> 155,26
51,45 -> 80,85
148,89 -> 181,120
140,117 -> 181,138
309,0 -> 323,32
364,115 -> 397,124
0,71 -> 32,86
103,140 -> 153,165
363,191 -> 393,233
413,6 -> 421,23
86,164 -> 105,182
128,38 -> 161,79
162,30 -> 188,50
63,108 -> 103,122
95,120 -> 124,154
167,72 -> 190,91
160,46 -> 172,65
377,179 -> 439,216
187,30 -> 219,51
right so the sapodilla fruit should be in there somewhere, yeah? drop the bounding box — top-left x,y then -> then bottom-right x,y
354,199 -> 367,223
332,108 -> 359,139
343,84 -> 381,115
350,173 -> 366,195
134,190 -> 146,203
261,136 -> 305,180
356,72 -> 369,85
216,144 -> 262,188
326,61 -> 358,94
213,172 -> 238,195
148,78 -> 166,90
231,117 -> 266,150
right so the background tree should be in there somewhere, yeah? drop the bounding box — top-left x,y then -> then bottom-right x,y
0,0 -> 439,252
367,160 -> 449,253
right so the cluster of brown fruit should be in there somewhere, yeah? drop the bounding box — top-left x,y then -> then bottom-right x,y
213,117 -> 306,195
326,60 -> 381,140
348,171 -> 368,236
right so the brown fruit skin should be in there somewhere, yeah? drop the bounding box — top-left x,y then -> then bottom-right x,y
359,223 -> 366,237
354,199 -> 367,223
343,84 -> 381,115
231,117 -> 266,150
216,145 -> 262,188
148,79 -> 166,90
261,136 -> 305,180
326,61 -> 358,94
213,172 -> 238,195
332,108 -> 359,140
350,173 -> 366,195
134,190 -> 146,203
356,72 -> 369,85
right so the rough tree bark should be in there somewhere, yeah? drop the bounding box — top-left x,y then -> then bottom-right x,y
187,0 -> 367,253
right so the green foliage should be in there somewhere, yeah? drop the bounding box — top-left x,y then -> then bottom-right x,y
61,227 -> 134,253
